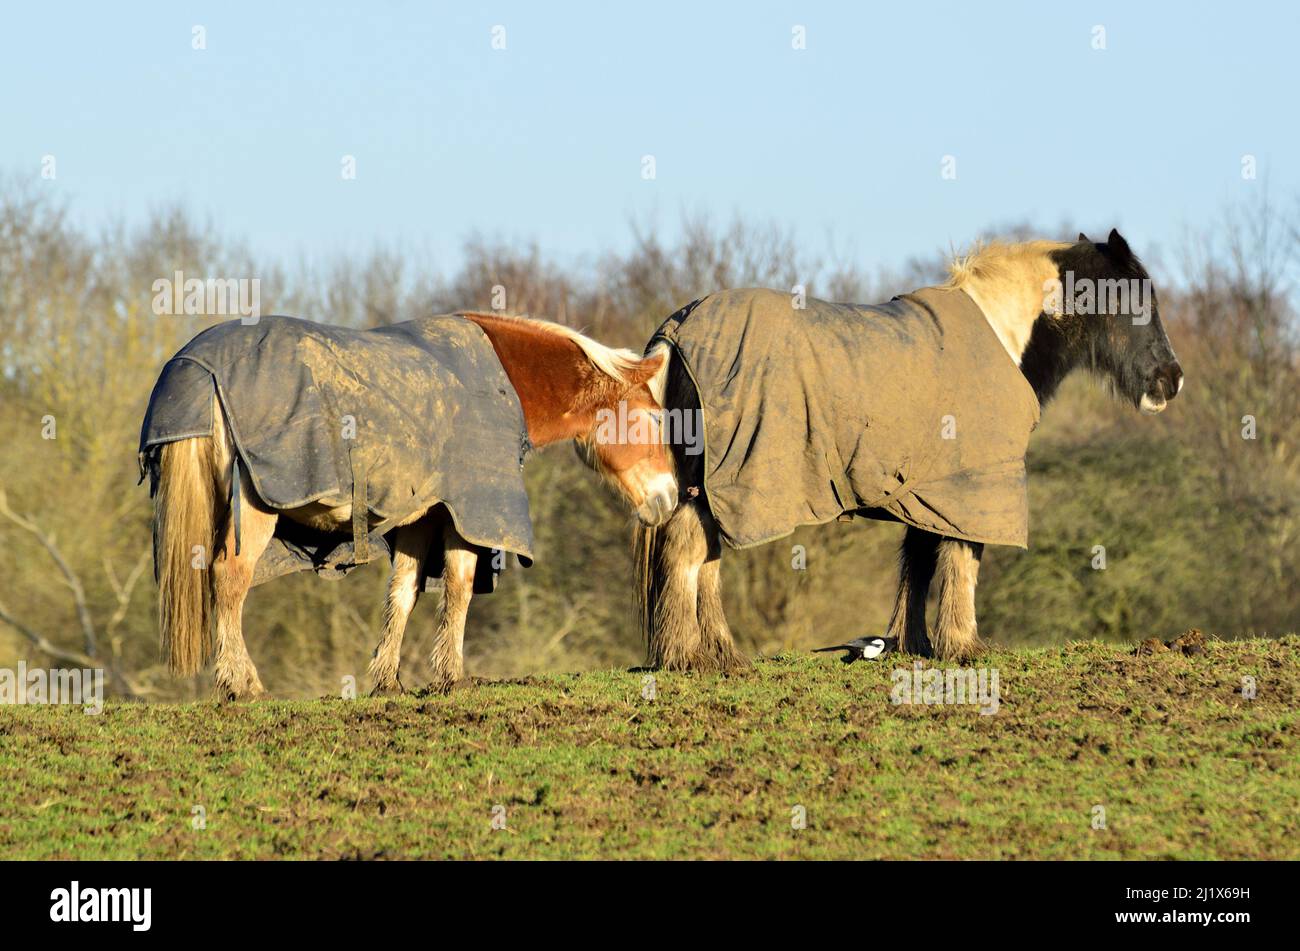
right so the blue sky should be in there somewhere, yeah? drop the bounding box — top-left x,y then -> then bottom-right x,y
3,1 -> 1296,274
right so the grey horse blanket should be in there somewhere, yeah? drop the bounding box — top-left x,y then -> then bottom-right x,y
139,314 -> 533,592
651,287 -> 1041,549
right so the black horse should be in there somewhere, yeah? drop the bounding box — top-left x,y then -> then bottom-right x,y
637,230 -> 1183,668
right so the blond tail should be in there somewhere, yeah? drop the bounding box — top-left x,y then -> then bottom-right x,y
154,434 -> 220,676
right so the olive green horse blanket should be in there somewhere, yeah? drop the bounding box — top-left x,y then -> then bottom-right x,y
651,287 -> 1041,549
139,314 -> 533,592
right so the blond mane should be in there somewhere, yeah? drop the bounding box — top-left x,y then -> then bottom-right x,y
940,239 -> 1071,365
943,239 -> 1071,290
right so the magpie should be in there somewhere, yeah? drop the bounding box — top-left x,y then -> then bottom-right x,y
813,635 -> 897,663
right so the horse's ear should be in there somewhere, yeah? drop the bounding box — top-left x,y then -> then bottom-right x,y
1078,232 -> 1091,243
1106,228 -> 1132,260
623,350 -> 666,388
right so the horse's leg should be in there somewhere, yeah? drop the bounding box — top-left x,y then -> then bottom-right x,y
368,517 -> 437,695
428,524 -> 477,692
210,474 -> 278,701
887,526 -> 940,656
695,505 -> 748,671
646,499 -> 711,670
932,538 -> 984,662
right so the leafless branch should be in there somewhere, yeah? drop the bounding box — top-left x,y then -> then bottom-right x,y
0,488 -> 99,657
104,545 -> 151,657
0,595 -> 149,697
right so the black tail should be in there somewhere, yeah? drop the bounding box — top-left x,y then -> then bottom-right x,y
634,341 -> 706,657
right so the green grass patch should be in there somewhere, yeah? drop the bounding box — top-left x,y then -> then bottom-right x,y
1,638 -> 1297,859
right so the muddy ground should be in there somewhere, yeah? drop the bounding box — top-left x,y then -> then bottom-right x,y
1,637 -> 1296,859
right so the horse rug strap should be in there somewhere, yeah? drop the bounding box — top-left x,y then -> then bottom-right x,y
650,286 -> 1042,550
139,313 -> 535,591
349,445 -> 368,564
231,455 -> 242,557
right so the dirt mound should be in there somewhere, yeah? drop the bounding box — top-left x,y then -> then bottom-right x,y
1135,628 -> 1206,656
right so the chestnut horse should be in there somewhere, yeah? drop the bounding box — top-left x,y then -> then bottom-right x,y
638,230 -> 1184,668
152,312 -> 673,699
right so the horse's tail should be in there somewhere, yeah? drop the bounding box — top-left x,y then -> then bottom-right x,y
633,516 -> 662,655
153,399 -> 226,676
634,340 -> 701,662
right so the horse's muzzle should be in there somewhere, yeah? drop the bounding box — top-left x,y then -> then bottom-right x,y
1140,361 -> 1184,414
637,490 -> 677,527
1156,361 -> 1184,401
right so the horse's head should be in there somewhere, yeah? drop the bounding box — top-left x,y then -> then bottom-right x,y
574,346 -> 678,526
1042,229 -> 1184,413
459,311 -> 680,526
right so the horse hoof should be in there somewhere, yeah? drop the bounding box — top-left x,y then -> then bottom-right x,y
662,650 -> 751,674
369,680 -> 405,698
423,676 -> 471,696
934,641 -> 987,664
717,650 -> 753,673
897,640 -> 935,659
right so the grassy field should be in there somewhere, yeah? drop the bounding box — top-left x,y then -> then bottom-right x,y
1,637 -> 1297,860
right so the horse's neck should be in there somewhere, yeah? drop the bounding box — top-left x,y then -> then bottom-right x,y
463,315 -> 597,447
956,262 -> 1057,367
954,258 -> 1089,405
942,242 -> 1100,407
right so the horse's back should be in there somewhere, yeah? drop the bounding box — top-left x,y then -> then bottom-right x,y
140,314 -> 534,585
651,286 -> 1041,550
